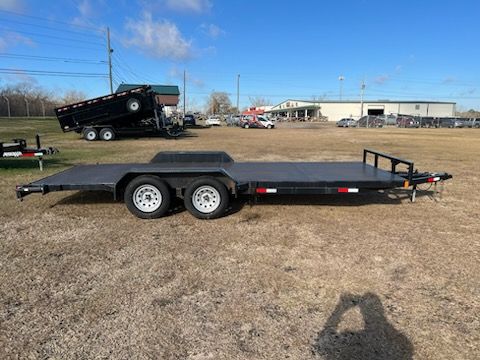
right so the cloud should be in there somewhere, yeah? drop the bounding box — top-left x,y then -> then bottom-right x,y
0,32 -> 35,49
0,0 -> 24,11
200,23 -> 225,39
78,0 -> 93,17
460,88 -> 476,96
394,65 -> 403,74
71,0 -> 104,30
374,74 -> 389,85
442,76 -> 456,84
124,13 -> 192,60
164,0 -> 212,13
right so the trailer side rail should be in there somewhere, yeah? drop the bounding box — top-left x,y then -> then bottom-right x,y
363,148 -> 414,184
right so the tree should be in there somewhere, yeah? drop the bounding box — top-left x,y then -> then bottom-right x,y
249,96 -> 272,107
62,90 -> 87,105
206,91 -> 232,115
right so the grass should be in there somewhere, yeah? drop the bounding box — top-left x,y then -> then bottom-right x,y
1,118 -> 479,359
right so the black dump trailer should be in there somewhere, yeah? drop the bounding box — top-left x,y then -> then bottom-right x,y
16,149 -> 452,220
55,86 -> 182,141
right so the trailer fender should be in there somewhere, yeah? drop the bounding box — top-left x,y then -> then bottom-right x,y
114,171 -> 237,200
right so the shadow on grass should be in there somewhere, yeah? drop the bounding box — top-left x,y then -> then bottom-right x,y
50,188 -> 435,217
312,293 -> 413,360
0,158 -> 73,170
242,188 -> 436,207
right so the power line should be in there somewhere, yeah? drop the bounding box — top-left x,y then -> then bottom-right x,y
0,17 -> 104,39
0,26 -> 105,47
0,8 -> 105,32
0,53 -> 106,65
0,68 -> 108,78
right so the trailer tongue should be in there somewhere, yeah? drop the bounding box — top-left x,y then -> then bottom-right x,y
16,149 -> 452,219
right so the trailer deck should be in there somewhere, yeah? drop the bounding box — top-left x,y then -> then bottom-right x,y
16,149 -> 452,219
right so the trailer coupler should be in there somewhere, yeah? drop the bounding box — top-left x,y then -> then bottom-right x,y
15,185 -> 45,200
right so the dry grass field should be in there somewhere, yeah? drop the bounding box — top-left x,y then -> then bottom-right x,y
1,119 -> 479,359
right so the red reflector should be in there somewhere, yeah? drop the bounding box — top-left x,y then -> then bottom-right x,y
338,188 -> 349,193
256,188 -> 267,193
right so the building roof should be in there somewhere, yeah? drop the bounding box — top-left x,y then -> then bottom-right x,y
271,98 -> 455,108
116,83 -> 180,96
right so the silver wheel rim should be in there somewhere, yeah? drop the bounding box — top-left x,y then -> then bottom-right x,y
133,185 -> 162,213
192,185 -> 221,214
86,131 -> 96,140
129,101 -> 139,111
103,130 -> 113,140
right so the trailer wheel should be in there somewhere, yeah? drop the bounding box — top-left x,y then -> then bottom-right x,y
244,124 -> 249,129
99,127 -> 115,141
83,127 -> 98,141
126,98 -> 141,113
184,177 -> 229,219
125,176 -> 171,219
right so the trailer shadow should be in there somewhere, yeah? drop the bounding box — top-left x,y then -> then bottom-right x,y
312,292 -> 413,359
51,188 -> 437,217
0,158 -> 73,170
241,188 -> 437,207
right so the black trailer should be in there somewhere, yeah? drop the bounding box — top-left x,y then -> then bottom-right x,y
55,86 -> 182,141
16,149 -> 452,219
1,135 -> 58,170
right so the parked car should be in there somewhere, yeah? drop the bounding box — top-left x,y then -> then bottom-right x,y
205,116 -> 221,126
183,114 -> 196,127
336,118 -> 357,127
356,115 -> 384,128
241,115 -> 275,129
226,115 -> 241,127
418,117 -> 440,128
438,118 -> 465,128
396,116 -> 420,128
463,118 -> 480,128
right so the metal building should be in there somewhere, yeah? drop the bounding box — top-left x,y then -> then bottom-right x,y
266,99 -> 456,121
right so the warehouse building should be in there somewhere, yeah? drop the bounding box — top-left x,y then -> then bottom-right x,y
266,99 -> 456,121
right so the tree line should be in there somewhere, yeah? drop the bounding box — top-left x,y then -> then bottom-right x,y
0,83 -> 86,117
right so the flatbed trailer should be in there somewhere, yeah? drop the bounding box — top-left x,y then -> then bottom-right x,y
1,135 -> 58,170
16,149 -> 452,219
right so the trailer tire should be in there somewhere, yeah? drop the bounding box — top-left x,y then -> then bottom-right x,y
99,127 -> 115,141
83,127 -> 98,141
184,177 -> 229,219
126,98 -> 141,113
124,176 -> 171,219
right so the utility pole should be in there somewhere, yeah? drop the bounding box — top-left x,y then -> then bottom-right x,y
360,79 -> 365,118
183,69 -> 186,118
106,27 -> 113,94
2,96 -> 10,118
236,74 -> 240,114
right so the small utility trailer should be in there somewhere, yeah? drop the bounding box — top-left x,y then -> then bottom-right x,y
16,149 -> 452,219
55,86 -> 182,141
1,135 -> 58,170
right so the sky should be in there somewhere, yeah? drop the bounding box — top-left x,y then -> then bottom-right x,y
0,0 -> 479,111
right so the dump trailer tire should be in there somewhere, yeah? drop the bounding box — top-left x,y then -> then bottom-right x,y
124,175 -> 171,219
83,127 -> 98,141
126,98 -> 141,113
184,177 -> 229,219
99,127 -> 115,141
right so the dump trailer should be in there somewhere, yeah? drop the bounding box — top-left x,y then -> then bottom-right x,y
55,86 -> 182,141
16,149 -> 452,220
